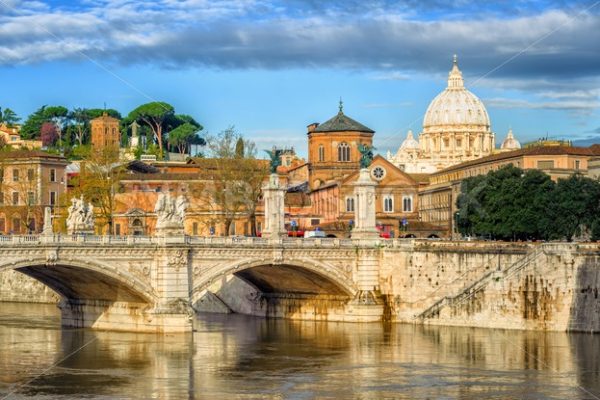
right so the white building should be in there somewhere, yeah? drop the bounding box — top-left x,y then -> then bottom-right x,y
388,56 -> 519,173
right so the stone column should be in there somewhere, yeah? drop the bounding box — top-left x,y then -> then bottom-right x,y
42,207 -> 53,235
351,169 -> 379,240
262,173 -> 286,240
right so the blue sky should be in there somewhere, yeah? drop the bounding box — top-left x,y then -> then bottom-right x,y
0,0 -> 599,155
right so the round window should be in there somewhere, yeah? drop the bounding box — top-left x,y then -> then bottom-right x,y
371,166 -> 386,180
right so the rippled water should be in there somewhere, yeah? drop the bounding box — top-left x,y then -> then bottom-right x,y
1,302 -> 600,399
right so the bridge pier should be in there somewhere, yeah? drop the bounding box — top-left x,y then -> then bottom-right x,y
59,299 -> 192,333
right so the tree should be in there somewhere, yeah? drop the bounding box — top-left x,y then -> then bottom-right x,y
0,108 -> 20,127
192,127 -> 268,236
73,146 -> 122,234
69,108 -> 90,146
235,137 -> 244,158
43,106 -> 68,148
20,106 -> 47,140
548,175 -> 600,241
128,102 -> 174,159
168,122 -> 201,154
40,122 -> 59,147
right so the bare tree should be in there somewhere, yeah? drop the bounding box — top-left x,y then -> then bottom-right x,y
191,127 -> 268,236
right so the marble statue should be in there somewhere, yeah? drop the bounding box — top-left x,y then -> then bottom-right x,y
155,193 -> 187,232
66,195 -> 95,234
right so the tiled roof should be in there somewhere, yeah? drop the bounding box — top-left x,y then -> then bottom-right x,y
313,111 -> 374,134
0,150 -> 66,161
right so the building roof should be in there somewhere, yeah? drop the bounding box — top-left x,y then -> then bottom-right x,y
313,103 -> 374,134
0,150 -> 67,161
433,145 -> 600,176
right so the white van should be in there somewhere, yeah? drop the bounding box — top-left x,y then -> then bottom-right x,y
303,230 -> 326,238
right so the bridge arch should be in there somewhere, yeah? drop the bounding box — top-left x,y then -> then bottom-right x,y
191,257 -> 357,304
0,257 -> 157,304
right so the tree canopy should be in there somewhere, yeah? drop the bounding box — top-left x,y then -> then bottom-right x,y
128,102 -> 175,158
456,165 -> 600,241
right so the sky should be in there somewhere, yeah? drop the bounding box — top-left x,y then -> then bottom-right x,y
0,0 -> 600,156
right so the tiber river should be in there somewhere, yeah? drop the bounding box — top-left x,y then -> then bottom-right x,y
1,302 -> 600,399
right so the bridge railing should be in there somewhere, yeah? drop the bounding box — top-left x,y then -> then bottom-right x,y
0,234 -> 405,248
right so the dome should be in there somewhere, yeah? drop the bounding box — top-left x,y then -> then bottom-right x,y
423,55 -> 490,129
501,128 -> 521,150
400,130 -> 419,150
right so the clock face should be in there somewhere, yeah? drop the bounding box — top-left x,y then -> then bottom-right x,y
371,166 -> 386,180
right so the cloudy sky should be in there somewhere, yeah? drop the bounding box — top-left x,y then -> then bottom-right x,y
1,0 -> 599,154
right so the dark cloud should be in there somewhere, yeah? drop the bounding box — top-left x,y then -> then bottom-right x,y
1,0 -> 600,109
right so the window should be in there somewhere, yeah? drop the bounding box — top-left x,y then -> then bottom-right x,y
115,223 -> 121,236
403,196 -> 413,212
27,169 -> 34,181
12,169 -> 19,182
346,197 -> 355,212
575,160 -> 581,170
338,142 -> 350,162
229,223 -> 236,236
0,192 -> 3,204
27,219 -> 35,233
50,169 -> 56,182
27,192 -> 34,206
537,160 -> 554,169
0,218 -> 4,232
192,222 -> 198,236
318,145 -> 324,162
371,166 -> 386,180
383,195 -> 394,213
12,192 -> 18,205
310,218 -> 320,226
12,217 -> 20,233
257,222 -> 262,234
49,191 -> 57,206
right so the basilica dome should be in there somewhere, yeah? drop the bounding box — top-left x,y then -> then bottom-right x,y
501,128 -> 521,151
423,56 -> 490,129
399,130 -> 419,150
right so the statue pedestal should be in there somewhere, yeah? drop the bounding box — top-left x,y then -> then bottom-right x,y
262,174 -> 287,240
351,169 -> 379,240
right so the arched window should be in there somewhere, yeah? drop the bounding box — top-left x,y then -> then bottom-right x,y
383,195 -> 394,213
346,197 -> 355,212
338,142 -> 350,162
318,145 -> 325,162
403,196 -> 413,212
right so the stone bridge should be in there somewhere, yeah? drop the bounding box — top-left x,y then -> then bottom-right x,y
2,235 -> 600,333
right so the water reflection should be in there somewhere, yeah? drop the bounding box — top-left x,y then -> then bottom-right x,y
0,302 -> 599,399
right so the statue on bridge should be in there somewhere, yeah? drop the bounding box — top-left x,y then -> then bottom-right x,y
155,193 -> 188,235
66,195 -> 95,234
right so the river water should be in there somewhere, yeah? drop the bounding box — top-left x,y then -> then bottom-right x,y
0,302 -> 599,399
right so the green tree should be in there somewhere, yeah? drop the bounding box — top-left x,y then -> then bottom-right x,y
20,106 -> 47,139
128,102 -> 174,159
0,108 -> 20,127
168,122 -> 201,154
548,174 -> 600,241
